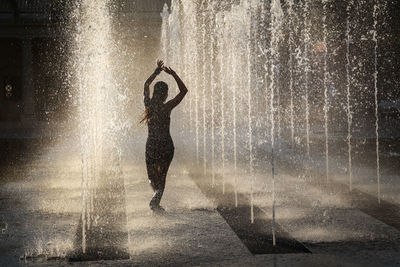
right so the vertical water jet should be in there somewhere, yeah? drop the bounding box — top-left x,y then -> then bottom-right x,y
70,0 -> 129,259
302,0 -> 311,158
182,2 -> 197,143
160,4 -> 169,61
346,0 -> 353,191
322,0 -> 329,180
268,0 -> 284,246
247,0 -> 255,223
210,1 -> 217,186
168,0 -> 182,90
218,12 -> 227,194
201,0 -> 207,176
373,2 -> 381,203
232,33 -> 238,205
288,0 -> 295,146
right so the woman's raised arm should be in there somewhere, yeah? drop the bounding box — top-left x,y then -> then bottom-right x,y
144,60 -> 164,107
164,67 -> 188,111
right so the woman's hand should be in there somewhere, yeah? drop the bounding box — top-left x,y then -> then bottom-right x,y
154,60 -> 164,75
157,60 -> 164,69
162,66 -> 176,75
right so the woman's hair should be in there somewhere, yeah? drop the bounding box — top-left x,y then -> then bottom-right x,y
141,81 -> 168,124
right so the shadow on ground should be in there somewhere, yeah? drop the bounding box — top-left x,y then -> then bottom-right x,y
190,172 -> 311,254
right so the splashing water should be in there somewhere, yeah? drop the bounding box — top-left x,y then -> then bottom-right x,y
161,0 -> 391,248
160,4 -> 169,62
322,0 -> 330,180
210,2 -> 217,186
268,0 -> 284,245
71,0 -> 129,254
346,0 -> 353,191
288,0 -> 295,146
373,2 -> 381,203
201,0 -> 208,176
216,12 -> 227,194
302,0 -> 311,159
168,0 -> 182,78
247,0 -> 256,221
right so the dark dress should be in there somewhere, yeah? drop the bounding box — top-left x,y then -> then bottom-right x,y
145,104 -> 175,165
144,103 -> 174,209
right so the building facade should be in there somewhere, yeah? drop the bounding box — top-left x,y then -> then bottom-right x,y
0,0 -> 169,136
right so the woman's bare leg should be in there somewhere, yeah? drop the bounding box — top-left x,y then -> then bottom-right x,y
149,161 -> 171,209
146,162 -> 158,192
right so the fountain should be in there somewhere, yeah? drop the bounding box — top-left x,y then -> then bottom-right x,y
161,0 -> 396,248
268,0 -> 284,246
69,0 -> 130,260
168,0 -> 182,80
160,4 -> 170,64
247,0 -> 255,221
373,2 -> 381,203
231,8 -> 238,206
210,1 -> 217,186
217,11 -> 227,194
322,0 -> 329,180
181,2 -> 198,149
200,0 -> 207,177
346,0 -> 354,191
302,0 -> 311,159
287,0 -> 295,146
0,0 -> 398,265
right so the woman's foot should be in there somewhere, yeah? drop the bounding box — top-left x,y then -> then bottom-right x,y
150,205 -> 165,213
149,189 -> 163,209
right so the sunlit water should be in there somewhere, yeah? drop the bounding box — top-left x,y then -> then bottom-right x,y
1,0 -> 398,263
70,0 -> 131,255
161,0 -> 395,244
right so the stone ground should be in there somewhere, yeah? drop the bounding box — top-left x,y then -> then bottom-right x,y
1,140 -> 400,266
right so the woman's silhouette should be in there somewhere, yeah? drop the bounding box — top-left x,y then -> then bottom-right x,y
141,60 -> 188,212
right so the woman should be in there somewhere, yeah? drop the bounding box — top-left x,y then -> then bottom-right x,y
141,60 -> 188,212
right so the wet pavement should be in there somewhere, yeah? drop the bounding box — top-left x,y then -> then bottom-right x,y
1,141 -> 400,266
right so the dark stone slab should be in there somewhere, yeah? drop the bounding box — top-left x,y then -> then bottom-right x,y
191,173 -> 311,255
